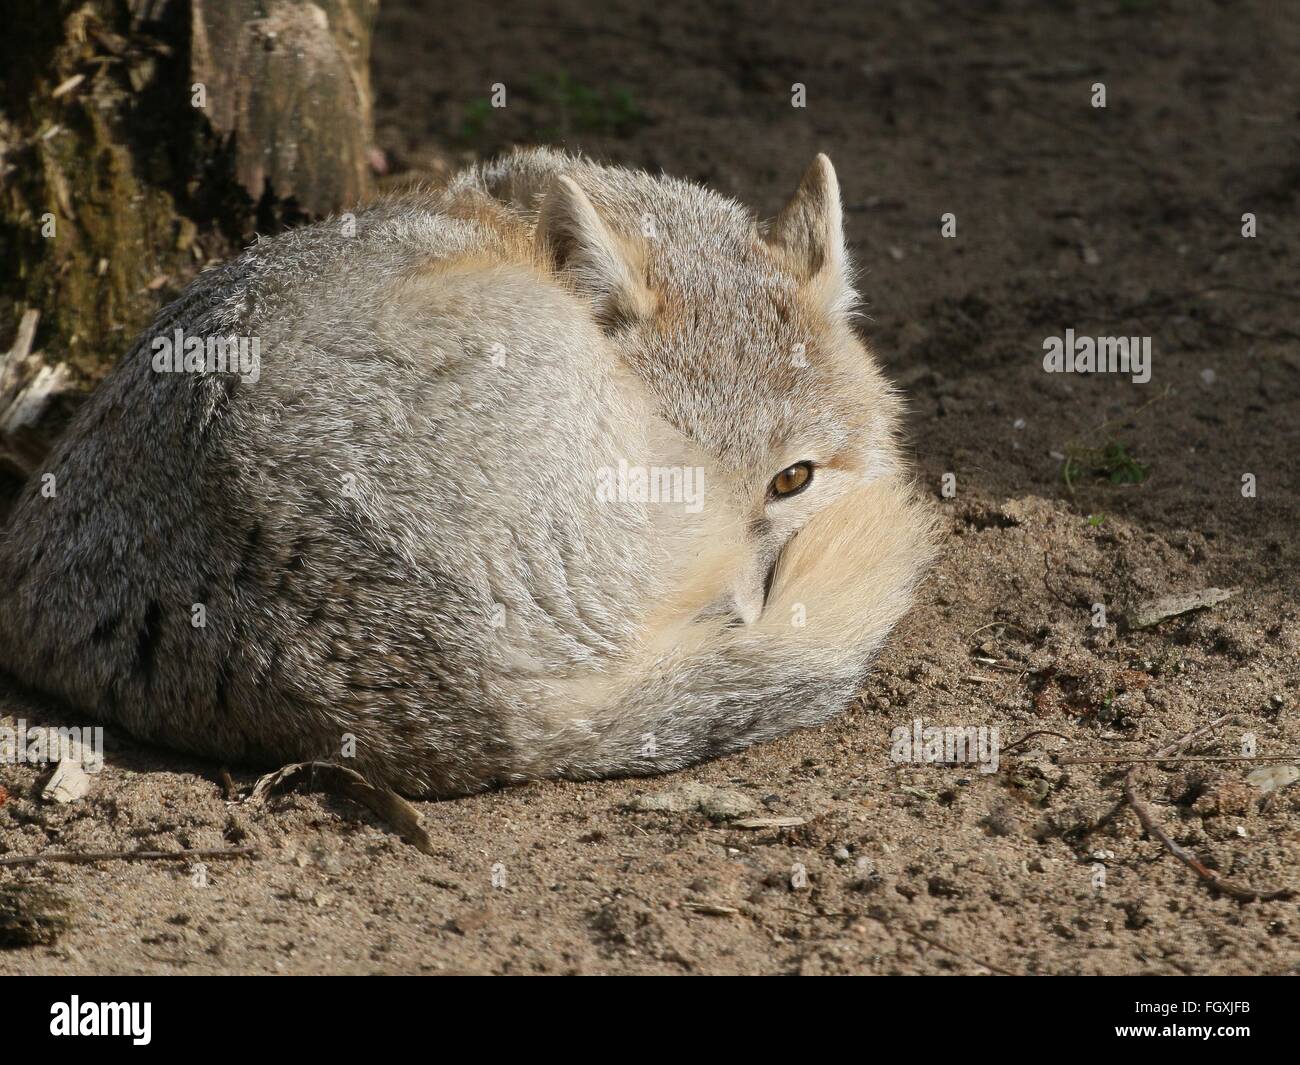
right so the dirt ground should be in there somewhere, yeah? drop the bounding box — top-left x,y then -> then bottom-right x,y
2,0 -> 1298,974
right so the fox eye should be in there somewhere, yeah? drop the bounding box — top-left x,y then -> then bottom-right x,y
769,461 -> 813,499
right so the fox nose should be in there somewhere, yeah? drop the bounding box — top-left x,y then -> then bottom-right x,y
731,587 -> 763,627
729,553 -> 780,627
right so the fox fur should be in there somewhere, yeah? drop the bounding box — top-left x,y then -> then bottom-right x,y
0,148 -> 935,797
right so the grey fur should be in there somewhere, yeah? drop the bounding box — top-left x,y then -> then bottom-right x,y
0,149 -> 934,797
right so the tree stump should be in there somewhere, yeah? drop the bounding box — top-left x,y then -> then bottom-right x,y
0,0 -> 377,478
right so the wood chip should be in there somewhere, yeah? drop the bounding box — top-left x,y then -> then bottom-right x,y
1,309 -> 73,476
730,816 -> 807,830
3,308 -> 39,365
41,758 -> 91,804
50,74 -> 86,99
683,902 -> 740,916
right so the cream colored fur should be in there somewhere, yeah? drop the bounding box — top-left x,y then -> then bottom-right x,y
0,149 -> 935,796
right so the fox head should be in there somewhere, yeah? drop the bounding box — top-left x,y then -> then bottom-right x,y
536,154 -> 902,627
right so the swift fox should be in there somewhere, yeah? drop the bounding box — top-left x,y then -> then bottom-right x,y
0,149 -> 935,797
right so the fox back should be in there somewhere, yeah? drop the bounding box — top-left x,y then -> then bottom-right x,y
0,149 -> 934,796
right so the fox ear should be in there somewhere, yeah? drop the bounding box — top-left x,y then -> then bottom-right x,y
536,175 -> 655,332
765,154 -> 856,318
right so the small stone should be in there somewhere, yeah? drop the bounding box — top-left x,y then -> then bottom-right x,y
628,782 -> 757,821
449,908 -> 492,934
1123,587 -> 1237,629
0,885 -> 74,947
1246,765 -> 1299,795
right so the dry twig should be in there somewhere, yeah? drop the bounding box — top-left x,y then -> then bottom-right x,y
0,846 -> 258,868
1124,715 -> 1292,902
246,761 -> 436,856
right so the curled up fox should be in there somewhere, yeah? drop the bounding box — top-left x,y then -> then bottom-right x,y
0,149 -> 935,797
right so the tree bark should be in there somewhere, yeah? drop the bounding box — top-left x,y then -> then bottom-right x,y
0,0 -> 377,474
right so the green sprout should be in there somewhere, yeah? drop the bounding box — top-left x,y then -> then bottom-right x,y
1063,441 -> 1149,490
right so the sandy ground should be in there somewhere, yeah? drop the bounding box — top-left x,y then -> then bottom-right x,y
1,0 -> 1298,974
